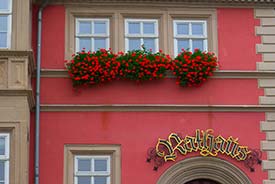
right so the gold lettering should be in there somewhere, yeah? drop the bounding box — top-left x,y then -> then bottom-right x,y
155,130 -> 250,163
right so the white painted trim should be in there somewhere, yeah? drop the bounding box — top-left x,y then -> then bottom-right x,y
173,20 -> 208,55
75,18 -> 110,52
0,0 -> 12,49
74,155 -> 111,184
125,19 -> 159,52
0,0 -> 12,13
0,133 -> 10,184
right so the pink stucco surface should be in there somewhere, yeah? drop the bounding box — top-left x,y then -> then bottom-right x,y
40,78 -> 263,105
29,6 -> 267,184
38,112 -> 266,184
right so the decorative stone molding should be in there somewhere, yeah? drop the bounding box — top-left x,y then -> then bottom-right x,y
157,157 -> 251,184
40,69 -> 275,79
0,89 -> 34,109
255,8 -> 275,184
40,104 -> 275,112
0,50 -> 35,76
0,50 -> 35,108
34,0 -> 275,7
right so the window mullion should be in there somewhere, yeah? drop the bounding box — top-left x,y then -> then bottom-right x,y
91,38 -> 94,51
204,39 -> 208,51
141,38 -> 144,49
189,39 -> 192,52
4,160 -> 9,184
91,21 -> 94,34
141,22 -> 143,36
7,14 -> 12,49
189,22 -> 192,36
174,38 -> 178,56
156,38 -> 159,52
91,158 -> 94,184
106,38 -> 110,50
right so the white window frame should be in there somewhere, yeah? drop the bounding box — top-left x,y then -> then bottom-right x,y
74,155 -> 111,184
125,19 -> 159,52
173,20 -> 207,56
0,133 -> 10,184
75,18 -> 110,52
0,0 -> 12,49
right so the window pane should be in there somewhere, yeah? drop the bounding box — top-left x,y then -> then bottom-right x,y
94,21 -> 107,34
192,39 -> 204,51
177,39 -> 189,53
177,23 -> 188,35
0,0 -> 10,11
79,38 -> 91,51
94,38 -> 106,50
0,16 -> 8,32
128,39 -> 140,50
0,161 -> 4,180
79,21 -> 91,34
128,22 -> 140,34
143,22 -> 155,34
143,38 -> 155,52
78,177 -> 91,184
0,138 -> 5,155
94,159 -> 107,171
192,23 -> 203,35
0,32 -> 7,48
78,159 -> 91,171
94,176 -> 107,184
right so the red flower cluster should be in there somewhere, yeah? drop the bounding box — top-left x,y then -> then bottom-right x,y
65,48 -> 218,88
65,49 -> 119,87
116,49 -> 171,82
171,49 -> 218,87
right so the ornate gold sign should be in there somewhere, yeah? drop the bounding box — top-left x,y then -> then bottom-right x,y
147,129 -> 262,172
156,129 -> 250,162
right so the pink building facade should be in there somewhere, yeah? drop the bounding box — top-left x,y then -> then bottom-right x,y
0,1 -> 275,184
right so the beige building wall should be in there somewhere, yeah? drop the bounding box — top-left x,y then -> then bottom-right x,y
0,0 -> 34,183
255,9 -> 275,184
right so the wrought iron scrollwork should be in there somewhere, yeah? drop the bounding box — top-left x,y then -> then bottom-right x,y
146,147 -> 165,171
244,149 -> 262,172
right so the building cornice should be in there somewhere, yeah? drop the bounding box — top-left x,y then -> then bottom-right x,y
34,0 -> 275,7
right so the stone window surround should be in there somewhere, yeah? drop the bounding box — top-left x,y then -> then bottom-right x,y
64,144 -> 121,184
0,0 -> 32,51
0,121 -> 29,184
65,6 -> 217,59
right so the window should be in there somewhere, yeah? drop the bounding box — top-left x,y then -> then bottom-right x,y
125,19 -> 158,52
75,18 -> 110,52
0,133 -> 9,184
64,144 -> 121,184
0,0 -> 12,49
74,156 -> 111,184
66,8 -> 217,59
173,20 -> 207,56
